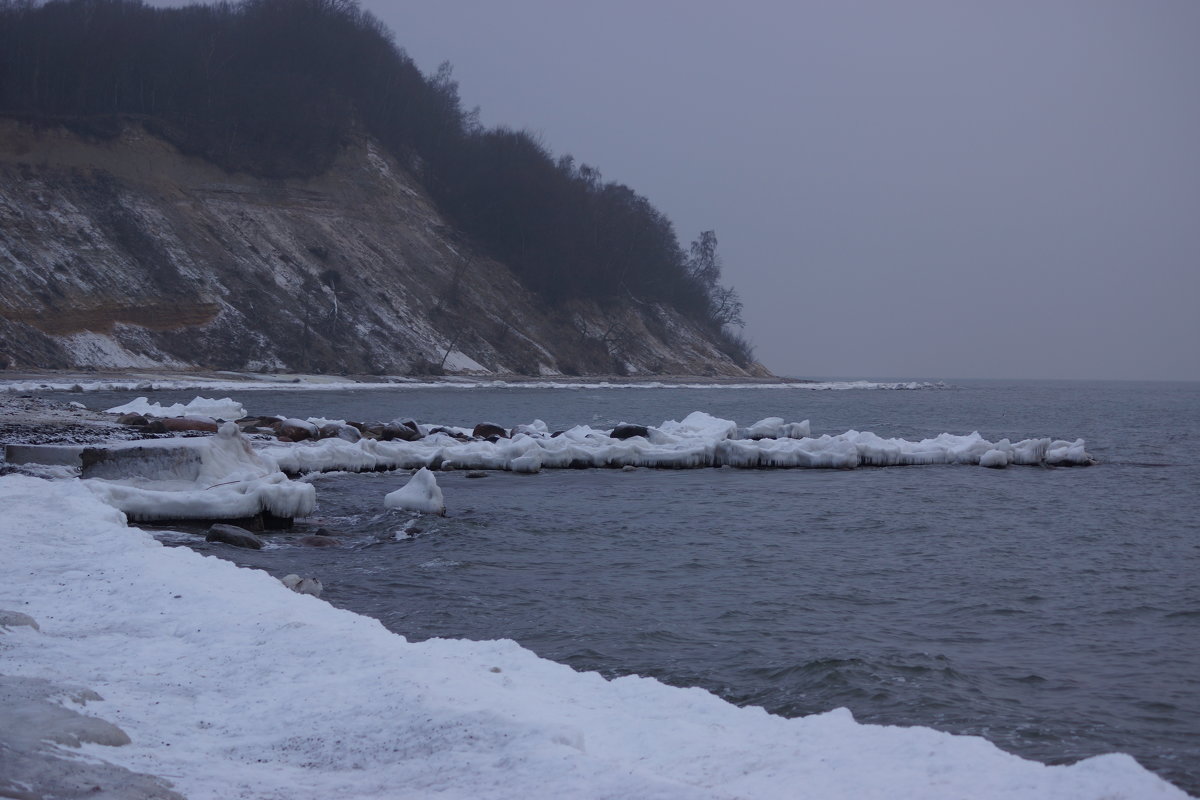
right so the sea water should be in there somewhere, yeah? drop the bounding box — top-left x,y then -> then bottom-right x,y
71,379 -> 1200,794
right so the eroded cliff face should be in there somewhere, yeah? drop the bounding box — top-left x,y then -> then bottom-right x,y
0,119 -> 769,377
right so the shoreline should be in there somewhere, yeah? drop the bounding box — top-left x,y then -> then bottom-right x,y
0,367 -> 807,387
1,475 -> 1188,799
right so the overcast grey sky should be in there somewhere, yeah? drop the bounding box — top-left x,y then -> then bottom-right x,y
163,1 -> 1200,380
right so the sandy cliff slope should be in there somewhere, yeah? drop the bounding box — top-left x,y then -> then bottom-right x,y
0,118 -> 768,378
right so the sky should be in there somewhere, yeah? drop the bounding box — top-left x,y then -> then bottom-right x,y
159,1 -> 1200,380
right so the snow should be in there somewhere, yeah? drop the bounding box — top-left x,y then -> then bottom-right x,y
383,466 -> 445,515
263,413 -> 1093,475
104,395 -> 247,420
441,350 -> 488,373
57,331 -> 184,370
82,422 -> 315,521
0,475 -> 1186,799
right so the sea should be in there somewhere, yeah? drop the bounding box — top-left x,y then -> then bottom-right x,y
61,378 -> 1200,794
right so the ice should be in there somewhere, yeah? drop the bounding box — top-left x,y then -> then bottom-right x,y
83,422 -> 315,521
0,475 -> 1184,799
658,410 -> 739,441
262,414 -> 1092,475
383,467 -> 445,515
103,395 -> 247,420
745,416 -> 812,439
1046,438 -> 1091,465
980,449 -> 1010,468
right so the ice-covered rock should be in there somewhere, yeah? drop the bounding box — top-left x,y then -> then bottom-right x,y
104,396 -> 246,420
980,449 -> 1009,469
1046,438 -> 1092,466
260,412 -> 1092,475
280,574 -> 323,597
84,422 -> 315,522
384,467 -> 445,515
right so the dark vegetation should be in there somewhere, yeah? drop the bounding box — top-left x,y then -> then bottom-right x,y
0,0 -> 754,364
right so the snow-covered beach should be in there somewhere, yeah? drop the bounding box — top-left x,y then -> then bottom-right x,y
0,473 -> 1188,799
2,380 -> 1196,798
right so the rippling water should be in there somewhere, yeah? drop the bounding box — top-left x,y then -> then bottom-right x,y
73,379 -> 1199,793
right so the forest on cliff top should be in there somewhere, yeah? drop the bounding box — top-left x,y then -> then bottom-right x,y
0,0 -> 753,365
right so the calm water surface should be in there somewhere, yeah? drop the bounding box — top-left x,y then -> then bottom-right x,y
70,379 -> 1199,793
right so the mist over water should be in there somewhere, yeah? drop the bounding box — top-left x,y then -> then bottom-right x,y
99,380 -> 1199,794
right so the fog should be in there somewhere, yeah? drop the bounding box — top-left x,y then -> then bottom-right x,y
157,1 -> 1200,380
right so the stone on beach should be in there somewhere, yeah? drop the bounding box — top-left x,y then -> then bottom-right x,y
205,523 -> 265,550
281,574 -> 323,597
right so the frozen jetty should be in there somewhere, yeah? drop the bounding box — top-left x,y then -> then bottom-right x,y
81,422 -> 314,523
263,411 -> 1093,475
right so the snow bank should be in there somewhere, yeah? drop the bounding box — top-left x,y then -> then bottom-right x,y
104,395 -> 247,420
0,475 -> 1184,799
83,422 -> 314,521
383,467 -> 445,515
263,412 -> 1092,475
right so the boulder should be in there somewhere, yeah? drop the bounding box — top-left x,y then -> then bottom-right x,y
0,609 -> 40,631
275,420 -> 314,441
382,422 -> 420,441
298,535 -> 341,547
429,427 -> 470,442
281,574 -> 323,597
611,423 -> 650,440
472,422 -> 508,440
205,524 -> 264,550
160,417 -> 218,433
317,423 -> 361,442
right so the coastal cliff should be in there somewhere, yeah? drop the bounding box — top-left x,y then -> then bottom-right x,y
0,118 -> 770,378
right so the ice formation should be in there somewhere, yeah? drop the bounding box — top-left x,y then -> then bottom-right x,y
383,467 -> 445,515
104,395 -> 247,420
263,411 -> 1092,475
0,475 -> 1184,799
83,422 -> 315,521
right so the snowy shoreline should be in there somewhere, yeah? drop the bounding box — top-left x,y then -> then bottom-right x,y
0,369 -> 945,394
0,475 -> 1189,799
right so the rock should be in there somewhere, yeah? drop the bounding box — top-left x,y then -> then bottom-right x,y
0,609 -> 40,631
205,524 -> 264,550
357,423 -> 383,439
611,423 -> 650,440
275,420 -> 314,441
281,574 -> 323,597
382,422 -> 419,441
472,422 -> 508,440
298,535 -> 340,547
159,416 -> 219,433
317,422 -> 360,442
465,470 -> 488,478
